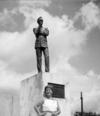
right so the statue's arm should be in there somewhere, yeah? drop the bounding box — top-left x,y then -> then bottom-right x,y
33,28 -> 36,34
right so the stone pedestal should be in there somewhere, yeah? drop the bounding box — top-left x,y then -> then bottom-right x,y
20,73 -> 43,116
20,73 -> 71,116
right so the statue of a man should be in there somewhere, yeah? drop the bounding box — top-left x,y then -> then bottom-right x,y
33,17 -> 49,73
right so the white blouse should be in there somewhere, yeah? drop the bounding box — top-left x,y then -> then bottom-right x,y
42,98 -> 58,112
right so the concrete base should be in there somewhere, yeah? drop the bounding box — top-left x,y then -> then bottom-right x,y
20,73 -> 71,116
20,73 -> 43,116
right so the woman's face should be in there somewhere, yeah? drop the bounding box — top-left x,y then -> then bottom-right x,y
45,87 -> 53,98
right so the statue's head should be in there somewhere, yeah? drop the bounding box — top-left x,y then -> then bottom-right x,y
37,16 -> 43,26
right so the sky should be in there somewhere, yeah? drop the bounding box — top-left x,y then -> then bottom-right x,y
0,0 -> 100,114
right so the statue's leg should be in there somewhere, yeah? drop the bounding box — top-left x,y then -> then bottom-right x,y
43,47 -> 49,72
36,48 -> 42,73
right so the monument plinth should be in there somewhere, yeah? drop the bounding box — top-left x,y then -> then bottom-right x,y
20,74 -> 43,116
20,73 -> 71,116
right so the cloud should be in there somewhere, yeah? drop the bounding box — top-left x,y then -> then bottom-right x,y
0,61 -> 22,89
74,1 -> 100,31
19,0 -> 51,8
0,9 -> 17,29
84,89 -> 100,113
0,29 -> 36,73
82,2 -> 100,30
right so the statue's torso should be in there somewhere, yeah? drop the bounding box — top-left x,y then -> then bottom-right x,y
33,27 -> 49,48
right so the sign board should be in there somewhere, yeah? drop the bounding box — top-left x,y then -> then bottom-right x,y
48,83 -> 65,99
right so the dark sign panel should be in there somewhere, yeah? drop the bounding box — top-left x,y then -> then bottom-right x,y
48,83 -> 65,99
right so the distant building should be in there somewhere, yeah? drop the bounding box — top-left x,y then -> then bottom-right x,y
74,112 -> 100,116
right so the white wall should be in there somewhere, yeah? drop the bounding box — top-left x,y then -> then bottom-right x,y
20,73 -> 43,116
20,73 -> 71,116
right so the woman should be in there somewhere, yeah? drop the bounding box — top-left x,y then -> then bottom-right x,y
34,85 -> 61,116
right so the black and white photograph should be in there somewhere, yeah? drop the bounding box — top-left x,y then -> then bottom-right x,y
0,0 -> 100,116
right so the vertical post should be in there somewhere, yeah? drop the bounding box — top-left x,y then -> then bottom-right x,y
80,92 -> 83,116
11,96 -> 13,116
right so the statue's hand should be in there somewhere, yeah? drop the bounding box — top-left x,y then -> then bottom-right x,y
37,27 -> 49,36
43,28 -> 49,36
